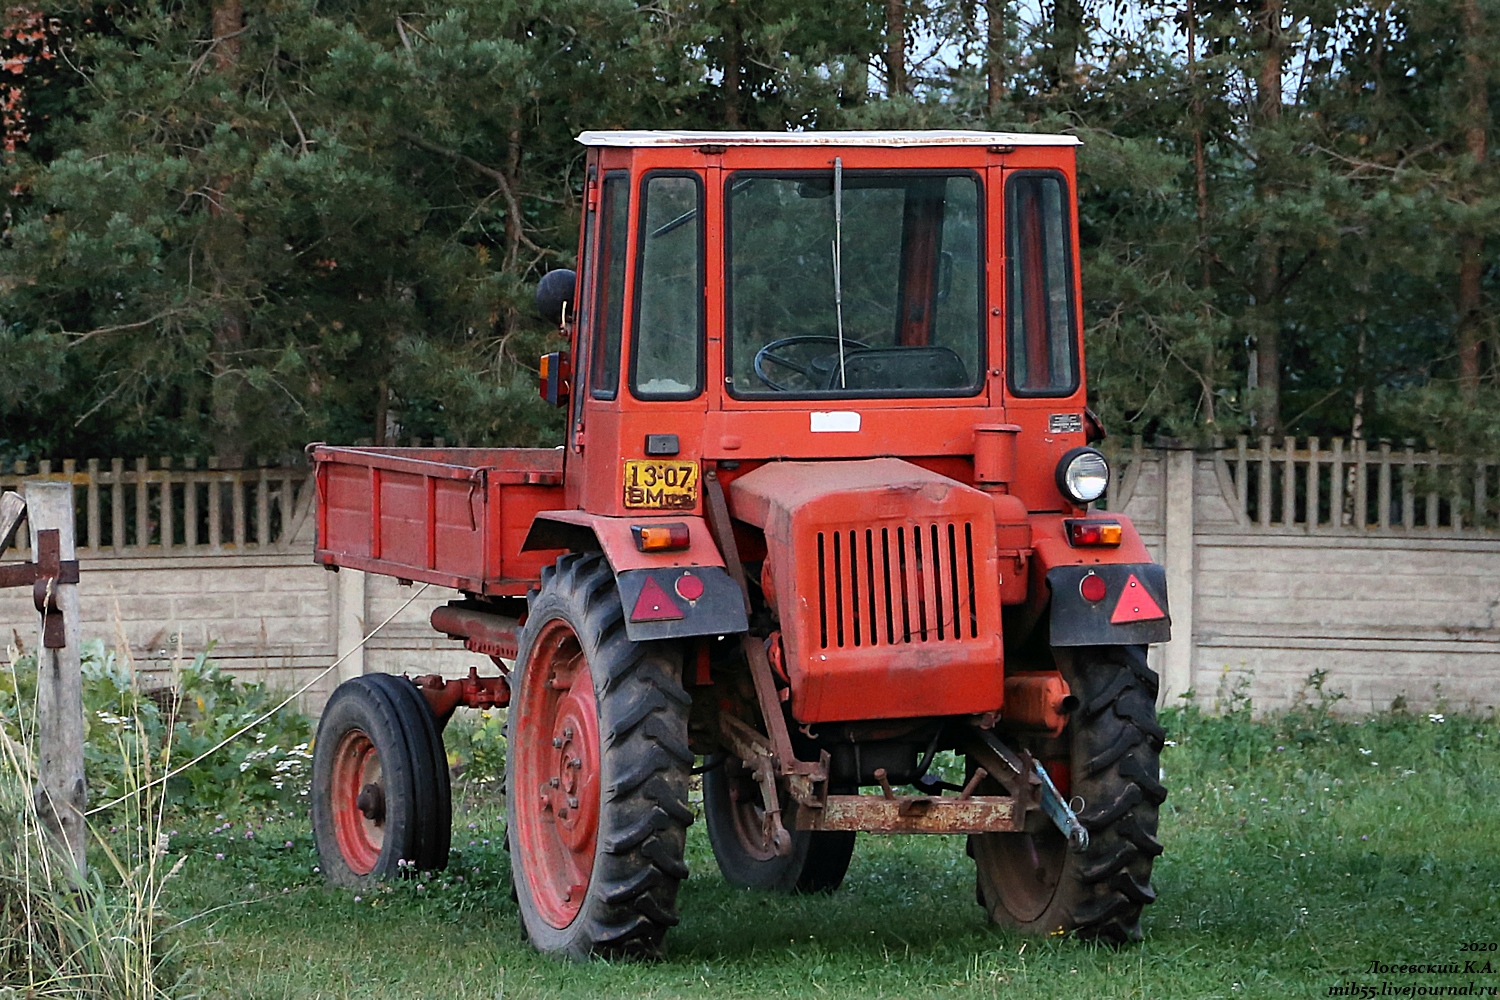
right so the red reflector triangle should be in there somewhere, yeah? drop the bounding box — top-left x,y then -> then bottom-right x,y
1110,574 -> 1165,624
631,576 -> 683,622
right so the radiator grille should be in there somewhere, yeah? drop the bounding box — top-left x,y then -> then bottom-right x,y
815,522 -> 979,649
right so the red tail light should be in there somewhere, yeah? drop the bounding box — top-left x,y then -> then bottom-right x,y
1065,519 -> 1122,547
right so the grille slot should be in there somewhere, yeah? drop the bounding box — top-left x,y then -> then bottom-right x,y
816,522 -> 978,649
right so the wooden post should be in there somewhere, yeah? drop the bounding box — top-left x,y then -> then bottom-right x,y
24,481 -> 87,879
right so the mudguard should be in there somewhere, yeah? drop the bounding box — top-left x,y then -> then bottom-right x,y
522,511 -> 749,642
1028,513 -> 1172,647
1046,563 -> 1170,646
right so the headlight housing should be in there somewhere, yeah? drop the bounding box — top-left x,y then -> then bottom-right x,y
1056,447 -> 1109,505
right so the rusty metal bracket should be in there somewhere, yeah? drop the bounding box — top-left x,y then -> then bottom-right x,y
790,792 -> 1021,835
963,726 -> 1088,852
717,712 -> 793,856
0,529 -> 79,649
741,634 -> 825,781
408,666 -> 511,728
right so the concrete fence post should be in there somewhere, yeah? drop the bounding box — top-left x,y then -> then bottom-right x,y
335,567 -> 367,685
24,481 -> 87,878
1160,448 -> 1196,708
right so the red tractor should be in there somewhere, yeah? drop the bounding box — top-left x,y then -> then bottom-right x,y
308,130 -> 1170,960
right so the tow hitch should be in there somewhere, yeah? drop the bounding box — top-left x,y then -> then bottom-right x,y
964,727 -> 1089,853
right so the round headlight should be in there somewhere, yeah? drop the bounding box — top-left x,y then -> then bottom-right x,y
1056,447 -> 1110,504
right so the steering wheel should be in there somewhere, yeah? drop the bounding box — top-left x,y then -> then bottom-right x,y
752,335 -> 872,392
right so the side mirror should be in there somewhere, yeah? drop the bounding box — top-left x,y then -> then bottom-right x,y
535,268 -> 577,326
539,351 -> 571,407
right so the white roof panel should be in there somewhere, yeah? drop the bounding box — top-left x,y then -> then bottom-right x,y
576,129 -> 1081,148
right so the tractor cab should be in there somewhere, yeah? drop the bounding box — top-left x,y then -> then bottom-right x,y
310,131 -> 1171,962
537,131 -> 1093,519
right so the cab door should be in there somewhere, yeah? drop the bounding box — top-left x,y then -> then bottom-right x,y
992,160 -> 1090,512
564,163 -> 632,510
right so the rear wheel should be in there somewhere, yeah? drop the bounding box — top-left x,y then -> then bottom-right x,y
506,553 -> 693,960
312,674 -> 450,887
703,756 -> 855,893
971,645 -> 1165,943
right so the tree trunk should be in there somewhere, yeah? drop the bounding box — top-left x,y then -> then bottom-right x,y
212,0 -> 242,70
885,0 -> 906,97
1252,0 -> 1282,436
984,0 -> 1005,115
1188,0 -> 1210,290
1048,0 -> 1084,91
724,1 -> 742,127
209,0 -> 246,467
1458,0 -> 1488,393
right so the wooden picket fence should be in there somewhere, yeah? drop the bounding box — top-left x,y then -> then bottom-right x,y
1109,436 -> 1500,535
0,457 -> 315,556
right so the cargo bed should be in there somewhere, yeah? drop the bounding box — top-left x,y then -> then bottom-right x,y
311,445 -> 565,595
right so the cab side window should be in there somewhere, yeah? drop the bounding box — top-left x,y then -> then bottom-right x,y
632,173 -> 704,399
591,173 -> 630,400
1006,172 -> 1078,396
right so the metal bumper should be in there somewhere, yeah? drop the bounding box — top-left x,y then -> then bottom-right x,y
790,794 -> 1019,835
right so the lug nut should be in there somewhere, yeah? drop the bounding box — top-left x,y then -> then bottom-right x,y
567,757 -> 582,770
567,796 -> 579,809
552,737 -> 564,748
563,726 -> 573,739
549,776 -> 560,788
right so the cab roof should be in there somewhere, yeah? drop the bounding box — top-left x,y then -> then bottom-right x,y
575,129 -> 1082,148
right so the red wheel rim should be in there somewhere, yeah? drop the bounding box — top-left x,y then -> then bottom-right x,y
331,729 -> 384,875
514,617 -> 601,929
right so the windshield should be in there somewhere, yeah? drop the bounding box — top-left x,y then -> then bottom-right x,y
726,171 -> 983,398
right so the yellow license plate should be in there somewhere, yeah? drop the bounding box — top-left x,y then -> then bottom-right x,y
623,460 -> 699,510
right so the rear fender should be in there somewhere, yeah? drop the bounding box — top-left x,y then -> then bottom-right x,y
522,511 -> 748,642
1026,514 -> 1171,647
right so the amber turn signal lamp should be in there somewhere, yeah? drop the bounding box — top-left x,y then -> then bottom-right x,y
1065,519 -> 1122,547
631,522 -> 690,552
538,351 -> 570,407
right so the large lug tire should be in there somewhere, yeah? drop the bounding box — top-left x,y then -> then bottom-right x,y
506,553 -> 693,960
702,756 -> 855,893
312,674 -> 452,887
971,644 -> 1166,944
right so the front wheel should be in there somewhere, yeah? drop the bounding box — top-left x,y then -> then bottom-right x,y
311,674 -> 451,887
506,553 -> 694,960
702,755 -> 855,893
971,645 -> 1166,943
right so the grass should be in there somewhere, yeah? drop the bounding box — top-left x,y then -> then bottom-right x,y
148,702 -> 1500,1000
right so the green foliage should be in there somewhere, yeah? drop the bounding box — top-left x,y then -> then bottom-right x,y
0,658 -> 186,997
442,707 -> 506,788
0,639 -> 313,818
4,0 -> 1500,456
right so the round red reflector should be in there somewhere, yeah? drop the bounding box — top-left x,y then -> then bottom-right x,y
675,572 -> 705,602
1079,573 -> 1107,603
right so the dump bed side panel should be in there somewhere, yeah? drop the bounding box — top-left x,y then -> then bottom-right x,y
313,445 -> 564,594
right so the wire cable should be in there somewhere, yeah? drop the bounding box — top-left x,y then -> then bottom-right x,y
85,581 -> 433,816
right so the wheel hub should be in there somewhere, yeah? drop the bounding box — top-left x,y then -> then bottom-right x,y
356,782 -> 386,822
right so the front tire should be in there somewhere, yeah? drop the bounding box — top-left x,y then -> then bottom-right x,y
506,553 -> 693,960
972,645 -> 1166,943
702,756 -> 856,893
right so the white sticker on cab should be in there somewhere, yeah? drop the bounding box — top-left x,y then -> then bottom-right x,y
810,411 -> 861,433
